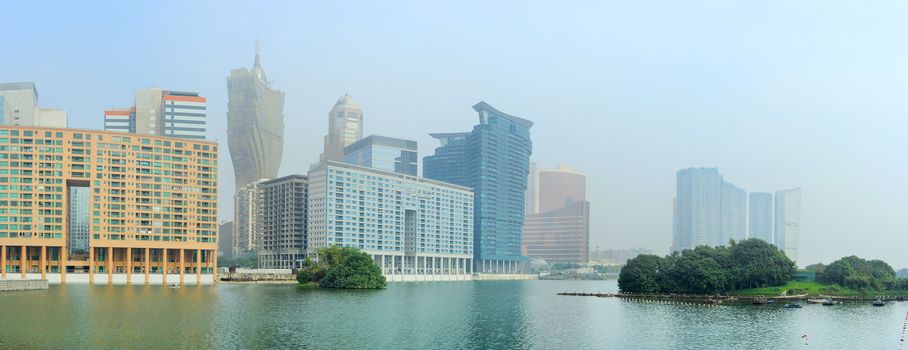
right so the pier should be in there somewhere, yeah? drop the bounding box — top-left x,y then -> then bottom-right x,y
0,279 -> 48,292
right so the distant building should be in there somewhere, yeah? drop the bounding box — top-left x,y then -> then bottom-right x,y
589,248 -> 654,266
343,135 -> 417,176
720,181 -> 747,244
424,102 -> 533,273
307,161 -> 474,280
748,192 -> 773,243
218,221 -> 234,259
320,94 -> 363,162
104,88 -> 207,140
525,162 -> 539,215
672,167 -> 722,252
233,180 -> 265,256
522,164 -> 590,263
0,82 -> 67,127
775,188 -> 802,262
258,175 -> 308,269
227,44 -> 285,190
67,187 -> 90,254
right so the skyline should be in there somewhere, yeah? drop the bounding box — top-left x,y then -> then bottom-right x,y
3,1 -> 908,267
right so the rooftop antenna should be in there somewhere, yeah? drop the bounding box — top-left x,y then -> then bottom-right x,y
254,39 -> 261,67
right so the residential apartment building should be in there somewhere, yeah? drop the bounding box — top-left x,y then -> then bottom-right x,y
748,192 -> 773,243
308,161 -> 474,281
258,175 -> 308,269
775,188 -> 802,262
0,126 -> 218,285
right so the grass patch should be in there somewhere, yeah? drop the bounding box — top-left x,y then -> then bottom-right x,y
730,280 -> 908,297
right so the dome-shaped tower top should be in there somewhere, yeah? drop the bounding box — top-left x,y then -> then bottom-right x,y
334,93 -> 361,110
251,40 -> 267,82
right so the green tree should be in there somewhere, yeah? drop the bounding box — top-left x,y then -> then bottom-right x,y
618,255 -> 665,293
296,246 -> 386,289
729,239 -> 795,289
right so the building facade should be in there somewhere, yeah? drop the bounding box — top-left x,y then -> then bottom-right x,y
720,181 -> 747,245
748,192 -> 773,243
774,188 -> 802,262
104,88 -> 207,140
522,164 -> 589,263
258,175 -> 308,269
320,94 -> 363,162
0,82 -> 67,127
233,180 -> 264,257
0,127 -> 218,285
343,135 -> 417,176
673,167 -> 722,252
307,161 -> 474,280
424,102 -> 533,273
226,47 -> 285,190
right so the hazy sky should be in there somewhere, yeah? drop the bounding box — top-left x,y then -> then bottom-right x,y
3,1 -> 907,267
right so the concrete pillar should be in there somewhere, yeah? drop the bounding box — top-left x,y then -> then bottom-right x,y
212,250 -> 217,284
89,247 -> 94,284
145,247 -> 150,285
1,245 -> 6,278
126,248 -> 132,284
162,249 -> 168,285
179,248 -> 185,286
196,249 -> 201,286
59,247 -> 66,283
40,246 -> 46,280
381,255 -> 385,275
20,245 -> 26,279
106,247 -> 112,284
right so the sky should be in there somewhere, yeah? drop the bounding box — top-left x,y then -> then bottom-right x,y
3,1 -> 907,267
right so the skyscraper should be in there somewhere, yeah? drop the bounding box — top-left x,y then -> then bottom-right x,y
749,192 -> 773,243
522,164 -> 590,263
424,101 -> 533,273
775,188 -> 802,262
720,181 -> 747,245
343,135 -> 418,176
227,44 -> 285,190
320,94 -> 363,161
104,88 -> 207,140
672,167 -> 722,252
0,82 -> 67,127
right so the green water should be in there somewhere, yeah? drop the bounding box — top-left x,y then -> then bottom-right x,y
1,280 -> 906,349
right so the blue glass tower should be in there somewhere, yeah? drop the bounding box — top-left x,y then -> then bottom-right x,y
424,102 -> 533,273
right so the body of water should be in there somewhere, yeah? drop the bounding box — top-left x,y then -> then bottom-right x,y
1,280 -> 906,349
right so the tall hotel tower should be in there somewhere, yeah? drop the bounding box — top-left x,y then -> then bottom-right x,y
424,102 -> 533,273
320,94 -> 363,161
227,43 -> 285,190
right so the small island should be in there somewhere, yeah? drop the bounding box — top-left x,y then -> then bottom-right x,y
296,246 -> 387,289
618,239 -> 908,299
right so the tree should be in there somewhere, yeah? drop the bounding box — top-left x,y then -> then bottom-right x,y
729,239 -> 795,289
618,255 -> 665,293
296,246 -> 386,289
820,256 -> 896,291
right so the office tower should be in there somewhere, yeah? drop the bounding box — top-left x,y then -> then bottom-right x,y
104,88 -> 207,140
307,161 -> 474,281
522,164 -> 590,263
320,94 -> 363,161
233,180 -> 265,257
672,167 -> 722,252
227,45 -> 285,190
720,181 -> 747,244
748,192 -> 773,243
424,102 -> 533,273
775,188 -> 802,262
525,162 -> 538,215
218,221 -> 234,260
0,82 -> 67,127
258,175 -> 308,269
0,126 -> 218,284
343,135 -> 417,176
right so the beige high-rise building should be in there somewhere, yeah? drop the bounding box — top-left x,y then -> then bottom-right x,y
320,94 -> 363,161
0,126 -> 219,285
522,164 -> 590,263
